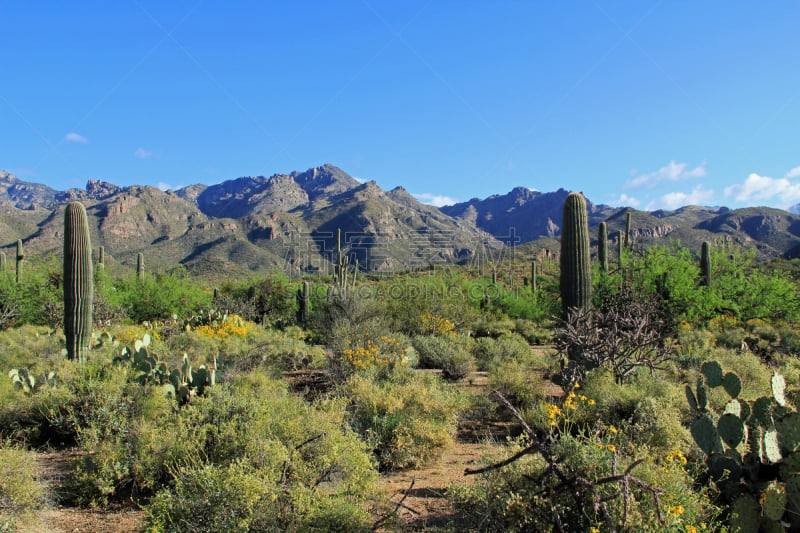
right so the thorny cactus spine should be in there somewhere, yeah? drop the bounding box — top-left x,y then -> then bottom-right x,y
560,192 -> 592,319
64,202 -> 93,363
598,221 -> 608,273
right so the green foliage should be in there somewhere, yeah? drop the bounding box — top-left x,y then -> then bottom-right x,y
411,334 -> 474,380
109,270 -> 211,323
343,369 -> 462,470
144,374 -> 379,531
0,441 -> 43,512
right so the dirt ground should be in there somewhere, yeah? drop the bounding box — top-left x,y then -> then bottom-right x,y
17,358 -> 559,532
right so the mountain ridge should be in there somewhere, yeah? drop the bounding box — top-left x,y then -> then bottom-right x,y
1,165 -> 798,279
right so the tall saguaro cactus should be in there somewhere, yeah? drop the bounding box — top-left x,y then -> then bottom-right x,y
64,202 -> 93,363
700,241 -> 711,287
136,252 -> 144,279
97,246 -> 105,270
560,192 -> 592,318
15,239 -> 23,284
296,280 -> 310,324
598,222 -> 608,273
624,211 -> 632,249
0,252 -> 5,273
531,260 -> 537,293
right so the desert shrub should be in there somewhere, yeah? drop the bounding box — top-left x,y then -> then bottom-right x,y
472,333 -> 531,371
312,288 -> 391,351
343,370 -> 462,470
143,373 -> 379,531
110,271 -> 210,323
383,274 -> 478,335
230,328 -> 326,374
713,327 -> 747,351
0,442 -> 43,511
555,284 -> 674,385
411,334 -> 473,380
451,389 -> 719,532
512,318 -> 552,345
144,459 -> 373,533
488,359 -> 547,410
778,326 -> 800,355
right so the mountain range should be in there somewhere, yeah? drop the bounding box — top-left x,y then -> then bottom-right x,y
1,165 -> 799,279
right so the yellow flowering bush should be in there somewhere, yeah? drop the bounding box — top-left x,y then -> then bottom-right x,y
708,314 -> 738,332
194,314 -> 252,339
337,336 -> 409,373
420,313 -> 456,336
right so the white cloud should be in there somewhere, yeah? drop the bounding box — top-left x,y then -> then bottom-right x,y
646,185 -> 715,211
135,147 -> 154,159
785,166 -> 800,179
607,193 -> 641,207
628,160 -> 706,188
724,173 -> 800,208
64,132 -> 88,143
413,192 -> 459,207
157,182 -> 172,191
352,176 -> 366,183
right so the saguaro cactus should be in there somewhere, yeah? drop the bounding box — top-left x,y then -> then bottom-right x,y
64,202 -> 93,363
700,241 -> 711,287
136,252 -> 144,279
531,260 -> 537,293
560,192 -> 592,318
15,239 -> 23,283
617,232 -> 623,270
97,246 -> 105,270
296,281 -> 310,324
598,222 -> 608,273
0,251 -> 5,273
624,211 -> 632,249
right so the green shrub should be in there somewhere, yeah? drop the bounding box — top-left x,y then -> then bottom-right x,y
472,333 -> 531,371
143,373 -> 379,531
0,442 -> 43,511
343,370 -> 462,470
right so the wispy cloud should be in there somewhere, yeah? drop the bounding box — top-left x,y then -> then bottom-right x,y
352,176 -> 366,184
785,166 -> 800,179
724,173 -> 800,209
413,192 -> 458,207
64,132 -> 88,144
135,147 -> 155,159
628,160 -> 706,188
157,182 -> 175,191
607,193 -> 640,207
646,185 -> 714,211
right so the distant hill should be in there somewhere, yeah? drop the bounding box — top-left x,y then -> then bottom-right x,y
0,165 -> 501,277
1,165 -> 799,280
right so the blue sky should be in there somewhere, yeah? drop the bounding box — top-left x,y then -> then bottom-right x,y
2,1 -> 800,211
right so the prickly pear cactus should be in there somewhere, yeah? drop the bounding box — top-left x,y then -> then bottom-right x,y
687,360 -> 799,529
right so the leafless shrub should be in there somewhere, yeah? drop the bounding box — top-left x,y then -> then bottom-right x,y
554,285 -> 675,385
